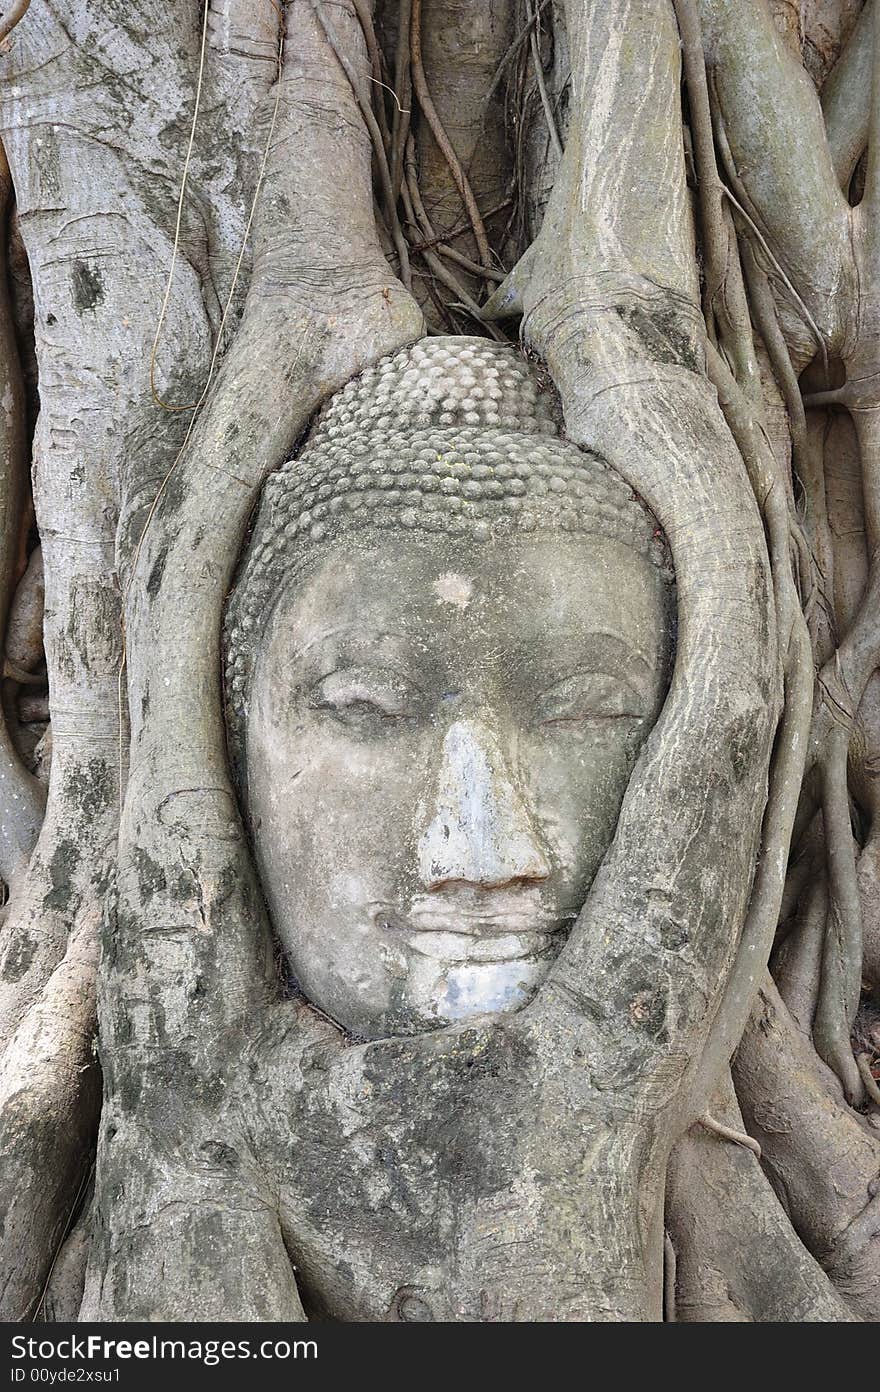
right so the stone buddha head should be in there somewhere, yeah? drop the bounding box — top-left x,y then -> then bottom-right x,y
224,337 -> 675,1040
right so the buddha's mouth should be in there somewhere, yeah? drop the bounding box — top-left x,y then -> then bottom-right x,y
377,892 -> 577,965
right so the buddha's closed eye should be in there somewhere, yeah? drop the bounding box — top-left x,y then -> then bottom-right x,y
532,671 -> 646,726
308,667 -> 424,725
306,667 -> 645,736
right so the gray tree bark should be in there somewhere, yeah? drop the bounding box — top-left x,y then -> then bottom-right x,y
0,0 -> 878,1322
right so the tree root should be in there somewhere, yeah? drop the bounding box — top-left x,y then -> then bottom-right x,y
409,0 -> 493,274
668,1073 -> 858,1321
773,862 -> 826,1033
856,1049 -> 880,1105
0,144 -> 45,886
733,973 -> 880,1320
0,917 -> 100,1320
312,0 -> 412,290
698,1112 -> 762,1157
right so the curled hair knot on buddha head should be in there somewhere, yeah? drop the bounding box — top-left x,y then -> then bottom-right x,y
223,335 -> 674,761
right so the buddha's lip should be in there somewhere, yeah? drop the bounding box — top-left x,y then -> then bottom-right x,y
377,900 -> 575,963
400,927 -> 564,963
408,889 -> 572,924
407,911 -> 563,934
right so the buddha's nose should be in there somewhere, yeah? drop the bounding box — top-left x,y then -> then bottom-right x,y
417,718 -> 551,891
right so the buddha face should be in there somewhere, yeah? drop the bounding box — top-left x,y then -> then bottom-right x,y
245,529 -> 671,1039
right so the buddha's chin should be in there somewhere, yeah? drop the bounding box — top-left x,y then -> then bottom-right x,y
397,951 -> 555,1032
285,918 -> 567,1039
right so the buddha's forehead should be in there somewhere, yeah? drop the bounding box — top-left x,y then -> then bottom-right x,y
266,530 -> 669,673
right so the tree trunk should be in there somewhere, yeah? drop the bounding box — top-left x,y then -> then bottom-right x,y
0,0 -> 878,1322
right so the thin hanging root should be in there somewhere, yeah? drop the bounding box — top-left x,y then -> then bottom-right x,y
390,0 -> 412,201
861,0 -> 880,227
33,1160 -> 94,1322
797,481 -> 880,1106
437,245 -> 505,284
754,398 -> 828,669
680,32 -> 799,661
351,0 -> 392,150
698,1113 -> 762,1158
312,0 -> 411,290
813,729 -> 865,1107
704,343 -> 802,648
151,0 -> 286,415
739,243 -> 836,657
128,9 -> 286,599
482,0 -> 551,115
409,0 -> 493,277
806,529 -> 880,776
527,0 -> 562,161
401,137 -> 507,341
149,1 -> 211,413
674,0 -> 757,394
740,243 -> 807,452
409,199 -> 511,272
693,349 -> 814,1110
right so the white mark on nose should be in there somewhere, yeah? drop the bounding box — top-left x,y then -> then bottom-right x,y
418,718 -> 551,890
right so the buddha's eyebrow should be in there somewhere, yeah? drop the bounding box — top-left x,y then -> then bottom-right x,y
293,626 -> 413,658
511,630 -> 658,684
583,632 -> 656,676
533,663 -> 650,708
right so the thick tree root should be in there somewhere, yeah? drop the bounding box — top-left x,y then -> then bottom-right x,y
0,918 -> 99,1320
668,1075 -> 858,1321
733,974 -> 880,1320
